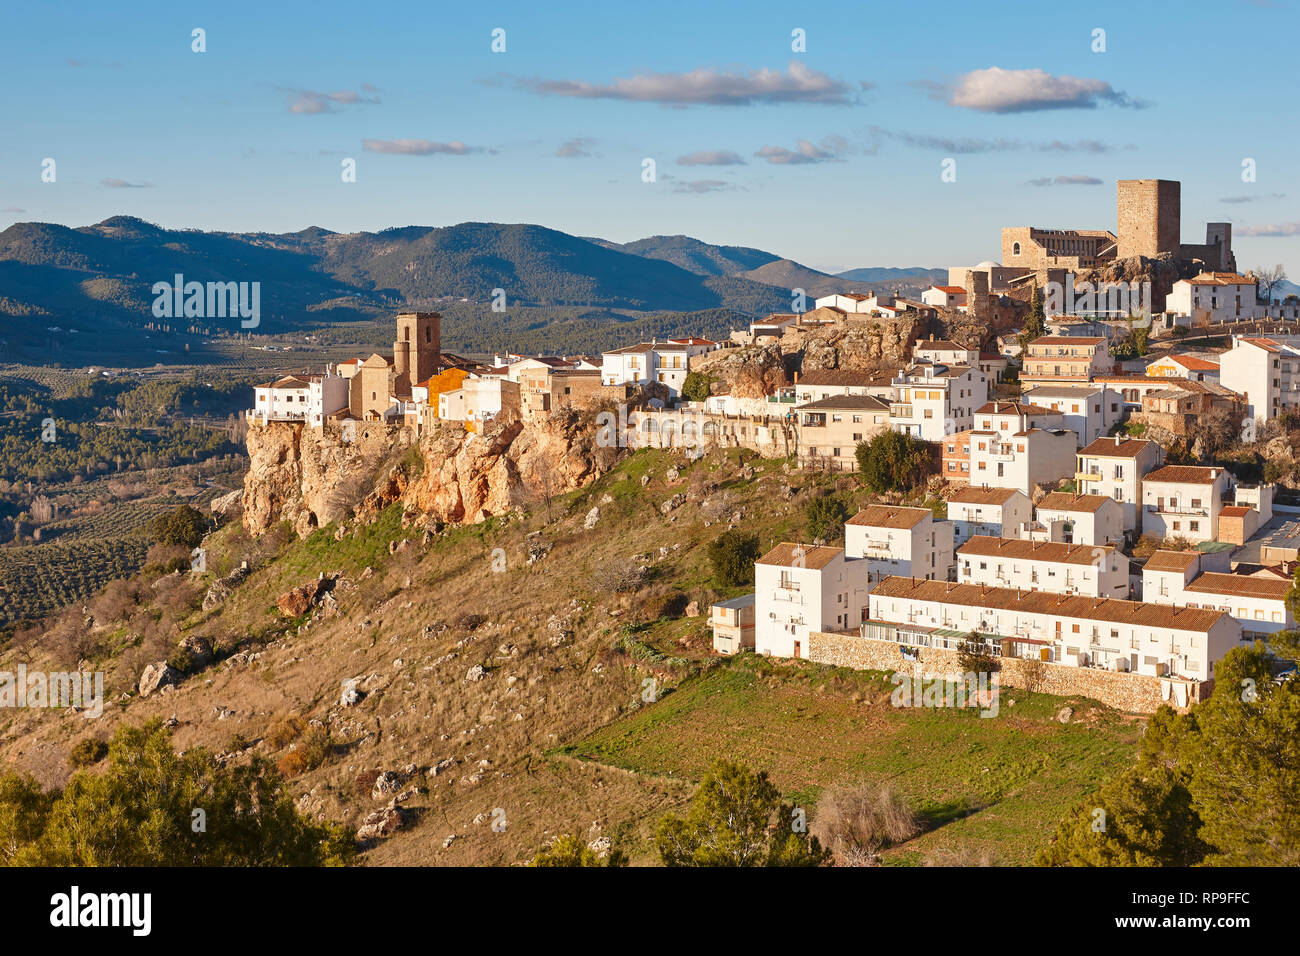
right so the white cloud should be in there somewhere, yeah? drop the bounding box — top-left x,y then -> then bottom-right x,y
285,87 -> 381,114
936,67 -> 1144,113
677,150 -> 746,166
517,62 -> 862,107
1238,222 -> 1300,237
362,139 -> 479,156
755,139 -> 840,165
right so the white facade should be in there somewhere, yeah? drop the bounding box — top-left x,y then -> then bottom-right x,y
1020,385 -> 1121,445
946,488 -> 1032,545
868,578 -> 1239,682
1075,436 -> 1165,532
1165,273 -> 1259,324
889,364 -> 988,442
1032,492 -> 1125,547
967,427 -> 1077,496
600,343 -> 692,397
754,544 -> 871,658
845,505 -> 955,584
1140,466 -> 1230,543
921,286 -> 968,309
1219,336 -> 1300,434
957,537 -> 1129,599
252,376 -> 311,422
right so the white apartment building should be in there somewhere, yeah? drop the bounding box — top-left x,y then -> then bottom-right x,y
967,426 -> 1077,496
814,293 -> 874,313
307,372 -> 350,428
1165,273 -> 1259,324
1182,572 -> 1294,641
1021,335 -> 1114,384
957,536 -> 1128,599
845,505 -> 955,584
867,578 -> 1239,682
1020,385 -> 1122,445
600,342 -> 695,397
754,543 -> 871,658
1032,492 -> 1125,547
945,487 -> 1032,545
438,376 -> 521,425
1219,336 -> 1300,434
889,363 -> 988,441
1140,465 -> 1231,544
1141,549 -> 1232,604
1075,436 -> 1165,532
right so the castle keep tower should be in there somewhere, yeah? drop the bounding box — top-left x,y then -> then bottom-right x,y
1117,179 -> 1181,260
393,312 -> 441,386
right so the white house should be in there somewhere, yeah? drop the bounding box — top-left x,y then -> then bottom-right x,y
252,375 -> 312,422
1020,385 -> 1122,445
867,578 -> 1239,682
1032,492 -> 1125,547
1165,273 -> 1259,324
1140,465 -> 1231,544
1140,549 -> 1232,604
921,286 -> 968,309
967,426 -> 1078,496
794,369 -> 898,404
1145,354 -> 1222,385
306,372 -> 349,429
814,293 -> 874,313
1219,336 -> 1300,435
945,487 -> 1032,545
912,336 -> 978,367
889,363 -> 988,441
957,536 -> 1129,599
1075,436 -> 1165,532
754,543 -> 870,658
845,505 -> 954,584
438,376 -> 521,426
600,342 -> 693,397
1182,572 -> 1294,641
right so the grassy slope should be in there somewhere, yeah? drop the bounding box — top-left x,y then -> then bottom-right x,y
0,442 -> 1142,866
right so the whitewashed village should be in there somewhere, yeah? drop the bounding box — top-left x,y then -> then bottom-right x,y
247,179 -> 1300,715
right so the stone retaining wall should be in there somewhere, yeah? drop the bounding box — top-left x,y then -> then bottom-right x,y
808,630 -> 1210,714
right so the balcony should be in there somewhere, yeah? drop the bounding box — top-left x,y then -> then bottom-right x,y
1075,470 -> 1103,483
889,404 -> 914,419
1146,504 -> 1207,517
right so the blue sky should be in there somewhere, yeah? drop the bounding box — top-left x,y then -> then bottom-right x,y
2,0 -> 1297,275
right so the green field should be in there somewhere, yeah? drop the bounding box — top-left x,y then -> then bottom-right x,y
562,654 -> 1143,865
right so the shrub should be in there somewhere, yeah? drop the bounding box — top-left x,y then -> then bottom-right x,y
805,494 -> 849,542
529,834 -> 627,867
68,739 -> 108,769
707,530 -> 760,587
266,714 -> 307,750
812,782 -> 921,866
680,371 -> 713,403
150,505 -> 209,549
855,431 -> 935,495
275,727 -> 330,778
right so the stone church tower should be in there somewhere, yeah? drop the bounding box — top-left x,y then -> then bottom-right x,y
393,312 -> 441,387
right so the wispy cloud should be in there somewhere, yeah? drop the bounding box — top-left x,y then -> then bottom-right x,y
101,178 -> 151,188
671,179 -> 739,194
515,62 -> 864,107
867,126 -> 1120,154
1027,175 -> 1103,186
924,67 -> 1146,113
1220,193 -> 1287,204
1238,221 -> 1300,237
362,139 -> 485,156
283,87 -> 381,114
677,150 -> 746,166
1,206 -> 25,214
556,137 -> 596,158
756,139 -> 843,165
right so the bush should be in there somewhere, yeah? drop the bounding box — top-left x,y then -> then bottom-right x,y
812,782 -> 921,866
855,431 -> 935,495
805,494 -> 849,542
68,739 -> 108,769
680,371 -> 713,403
275,727 -> 331,778
151,504 -> 209,549
707,530 -> 760,587
266,714 -> 308,750
529,834 -> 627,867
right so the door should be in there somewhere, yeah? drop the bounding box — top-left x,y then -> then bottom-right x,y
793,640 -> 802,659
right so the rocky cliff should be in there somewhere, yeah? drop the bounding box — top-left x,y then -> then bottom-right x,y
243,412 -> 622,537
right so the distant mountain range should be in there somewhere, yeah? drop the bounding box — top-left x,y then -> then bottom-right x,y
0,216 -> 940,362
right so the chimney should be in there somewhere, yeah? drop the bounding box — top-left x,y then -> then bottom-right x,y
1114,434 -> 1121,446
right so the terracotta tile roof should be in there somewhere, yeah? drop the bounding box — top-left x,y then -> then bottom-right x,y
933,286 -> 966,295
1078,436 -> 1158,458
1219,506 -> 1253,518
798,369 -> 897,387
1161,355 -> 1221,371
1036,492 -> 1114,513
975,400 -> 1058,416
1143,550 -> 1201,573
946,487 -> 1021,506
1187,272 -> 1256,286
797,395 -> 889,411
1143,465 -> 1224,485
871,577 -> 1229,631
958,536 -> 1115,566
847,505 -> 931,530
1185,572 -> 1291,600
915,339 -> 966,351
757,542 -> 844,570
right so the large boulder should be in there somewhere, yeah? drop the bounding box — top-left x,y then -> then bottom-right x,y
139,662 -> 181,697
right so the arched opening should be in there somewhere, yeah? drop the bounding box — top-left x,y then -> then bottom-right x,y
1012,242 -> 1021,256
